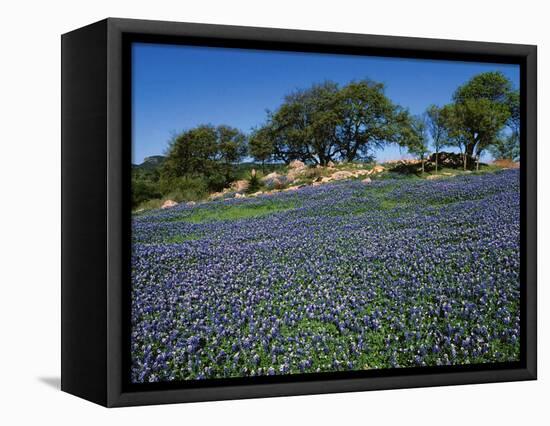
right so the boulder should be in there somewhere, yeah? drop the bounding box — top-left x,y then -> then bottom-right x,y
235,193 -> 246,198
262,172 -> 290,189
289,159 -> 306,169
161,199 -> 178,209
427,151 -> 477,170
426,174 -> 443,180
231,179 -> 249,193
361,177 -> 372,184
262,172 -> 281,181
331,170 -> 354,180
326,161 -> 335,168
286,168 -> 304,181
186,201 -> 196,206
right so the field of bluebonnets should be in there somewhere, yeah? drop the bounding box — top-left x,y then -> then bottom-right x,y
130,169 -> 520,383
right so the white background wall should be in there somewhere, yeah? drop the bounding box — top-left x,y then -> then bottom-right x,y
0,0 -> 546,424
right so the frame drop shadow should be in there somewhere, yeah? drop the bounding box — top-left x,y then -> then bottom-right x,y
38,376 -> 61,390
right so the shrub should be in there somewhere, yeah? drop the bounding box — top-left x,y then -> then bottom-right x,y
160,175 -> 209,202
303,166 -> 327,180
134,198 -> 164,211
204,173 -> 228,192
132,178 -> 162,208
246,173 -> 263,193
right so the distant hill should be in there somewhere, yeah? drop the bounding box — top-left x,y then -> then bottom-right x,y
133,155 -> 165,170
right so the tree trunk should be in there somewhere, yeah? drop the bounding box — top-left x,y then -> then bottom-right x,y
435,151 -> 438,173
476,156 -> 480,172
421,157 -> 425,174
463,153 -> 467,171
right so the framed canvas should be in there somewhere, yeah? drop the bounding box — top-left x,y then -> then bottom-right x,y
61,18 -> 537,407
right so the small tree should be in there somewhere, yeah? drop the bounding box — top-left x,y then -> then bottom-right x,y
249,126 -> 275,172
161,125 -> 219,180
215,125 -> 248,181
438,100 -> 508,171
447,72 -> 515,167
161,124 -> 247,192
425,105 -> 448,173
404,115 -> 430,174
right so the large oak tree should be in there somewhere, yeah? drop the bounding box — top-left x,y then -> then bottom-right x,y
251,80 -> 411,165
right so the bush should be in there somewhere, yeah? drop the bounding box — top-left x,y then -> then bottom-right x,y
160,175 -> 209,202
132,178 -> 162,208
246,173 -> 262,193
204,173 -> 228,192
134,198 -> 164,211
303,166 -> 328,181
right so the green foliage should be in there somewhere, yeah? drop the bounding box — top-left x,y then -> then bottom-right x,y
252,79 -> 410,166
246,172 -> 263,194
444,99 -> 510,160
216,125 -> 248,177
490,132 -> 520,161
160,124 -> 247,193
132,163 -> 162,208
453,71 -> 514,104
169,200 -> 299,223
132,173 -> 209,211
404,116 -> 430,157
425,105 -> 448,153
134,198 -> 163,211
161,175 -> 209,202
506,90 -> 520,133
444,72 -> 518,161
424,105 -> 449,172
335,80 -> 410,161
249,127 -> 275,168
161,125 -> 219,178
131,177 -> 162,208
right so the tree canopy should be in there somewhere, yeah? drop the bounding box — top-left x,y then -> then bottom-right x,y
251,80 -> 412,166
404,116 -> 430,163
443,72 -> 518,165
161,124 -> 247,191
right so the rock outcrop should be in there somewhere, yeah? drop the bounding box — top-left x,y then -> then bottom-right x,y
231,180 -> 249,193
161,199 -> 178,209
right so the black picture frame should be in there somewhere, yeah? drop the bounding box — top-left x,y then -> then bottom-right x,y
61,17 -> 537,407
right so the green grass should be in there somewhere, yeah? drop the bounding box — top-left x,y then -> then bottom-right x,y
379,199 -> 402,210
168,200 -> 299,224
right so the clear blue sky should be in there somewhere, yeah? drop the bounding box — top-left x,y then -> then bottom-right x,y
132,43 -> 519,164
